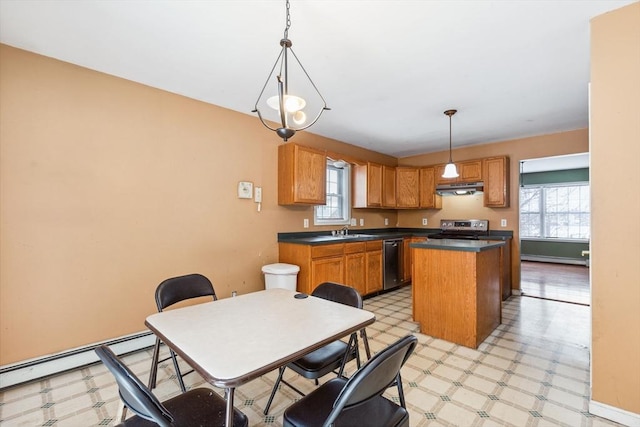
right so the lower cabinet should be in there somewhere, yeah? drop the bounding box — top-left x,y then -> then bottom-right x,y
345,243 -> 367,296
402,237 -> 427,283
279,240 -> 383,296
365,241 -> 383,294
310,256 -> 344,289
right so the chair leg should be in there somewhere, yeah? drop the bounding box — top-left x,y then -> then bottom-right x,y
147,338 -> 161,390
264,366 -> 286,415
361,329 -> 372,360
396,373 -> 406,408
169,349 -> 187,393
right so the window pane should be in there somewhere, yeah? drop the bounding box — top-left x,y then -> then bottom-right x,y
314,161 -> 351,225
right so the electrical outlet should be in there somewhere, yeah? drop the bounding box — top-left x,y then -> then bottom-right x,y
422,218 -> 428,226
350,218 -> 357,226
501,219 -> 507,227
384,218 -> 389,226
359,218 -> 364,226
303,218 -> 309,228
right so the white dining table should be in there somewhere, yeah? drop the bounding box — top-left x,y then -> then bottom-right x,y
145,288 -> 376,426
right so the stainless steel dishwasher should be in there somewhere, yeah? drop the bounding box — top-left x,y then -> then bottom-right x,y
383,239 -> 403,290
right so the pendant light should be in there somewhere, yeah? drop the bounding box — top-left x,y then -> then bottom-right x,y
252,0 -> 330,142
442,109 -> 459,178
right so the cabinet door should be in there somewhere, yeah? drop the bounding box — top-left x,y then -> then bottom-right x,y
396,167 -> 419,208
418,167 -> 442,209
382,165 -> 396,208
353,163 -> 383,208
310,256 -> 344,291
365,250 -> 383,294
483,156 -> 510,207
345,252 -> 366,296
459,160 -> 483,182
402,239 -> 412,282
278,143 -> 326,205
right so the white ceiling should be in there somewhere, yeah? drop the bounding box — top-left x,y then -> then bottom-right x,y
0,0 -> 634,159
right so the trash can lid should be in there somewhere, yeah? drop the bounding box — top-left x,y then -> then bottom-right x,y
261,263 -> 300,274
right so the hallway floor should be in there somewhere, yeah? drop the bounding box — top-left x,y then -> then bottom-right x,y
520,261 -> 590,306
0,286 -> 618,426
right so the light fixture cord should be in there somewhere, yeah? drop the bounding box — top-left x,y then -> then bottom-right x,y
448,114 -> 453,163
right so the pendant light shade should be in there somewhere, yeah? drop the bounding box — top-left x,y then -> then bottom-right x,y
252,0 -> 330,142
442,109 -> 459,179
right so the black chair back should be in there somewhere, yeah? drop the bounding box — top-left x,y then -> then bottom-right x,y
95,345 -> 173,427
155,273 -> 217,311
326,335 -> 417,425
312,281 -> 363,309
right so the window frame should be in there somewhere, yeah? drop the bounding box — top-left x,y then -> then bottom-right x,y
314,160 -> 351,226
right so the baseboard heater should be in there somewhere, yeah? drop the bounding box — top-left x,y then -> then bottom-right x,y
521,255 -> 588,266
0,331 -> 155,390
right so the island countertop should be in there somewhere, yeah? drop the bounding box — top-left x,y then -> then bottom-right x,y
411,239 -> 505,252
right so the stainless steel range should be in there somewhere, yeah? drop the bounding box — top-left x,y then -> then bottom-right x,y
428,219 -> 490,240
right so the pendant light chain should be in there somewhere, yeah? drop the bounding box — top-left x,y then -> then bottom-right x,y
283,0 -> 291,39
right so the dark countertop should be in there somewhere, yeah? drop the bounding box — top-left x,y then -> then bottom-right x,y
277,228 -> 512,246
411,239 -> 505,252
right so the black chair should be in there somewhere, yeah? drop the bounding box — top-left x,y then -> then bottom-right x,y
264,282 -> 372,415
95,345 -> 248,427
148,273 -> 217,393
283,334 -> 418,427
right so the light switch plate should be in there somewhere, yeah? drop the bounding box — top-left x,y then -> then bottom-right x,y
237,181 -> 253,199
254,187 -> 262,203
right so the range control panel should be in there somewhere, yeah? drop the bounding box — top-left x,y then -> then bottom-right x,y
440,219 -> 489,232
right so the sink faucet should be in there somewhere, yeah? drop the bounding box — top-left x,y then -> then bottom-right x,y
341,225 -> 349,236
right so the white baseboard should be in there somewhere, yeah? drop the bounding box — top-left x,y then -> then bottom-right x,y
0,331 -> 155,390
590,399 -> 640,427
521,255 -> 588,266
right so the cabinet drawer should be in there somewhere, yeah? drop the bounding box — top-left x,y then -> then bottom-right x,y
311,243 -> 344,258
344,242 -> 366,254
366,240 -> 383,251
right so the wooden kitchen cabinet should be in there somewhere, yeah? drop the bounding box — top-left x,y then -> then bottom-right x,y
403,236 -> 427,282
483,156 -> 510,207
278,143 -> 327,205
382,165 -> 397,208
353,162 -> 383,208
365,240 -> 383,294
344,242 -> 367,296
418,167 -> 442,209
396,167 -> 419,208
435,160 -> 483,184
279,240 -> 382,296
311,256 -> 344,290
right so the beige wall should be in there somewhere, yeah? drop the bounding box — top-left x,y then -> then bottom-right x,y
0,45 -> 395,364
590,2 -> 640,415
398,129 -> 589,289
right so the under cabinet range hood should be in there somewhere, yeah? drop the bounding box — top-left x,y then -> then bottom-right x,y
436,181 -> 484,196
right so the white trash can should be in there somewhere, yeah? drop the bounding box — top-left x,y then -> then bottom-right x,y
262,263 -> 300,291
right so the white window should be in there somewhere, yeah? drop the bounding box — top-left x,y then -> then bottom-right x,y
520,183 -> 590,240
314,160 -> 351,225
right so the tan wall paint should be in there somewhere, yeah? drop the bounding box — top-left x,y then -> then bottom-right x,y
398,129 -> 589,289
590,2 -> 640,414
0,45 -> 395,364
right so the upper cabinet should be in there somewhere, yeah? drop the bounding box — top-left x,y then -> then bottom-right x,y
353,162 -> 383,208
278,143 -> 327,205
418,167 -> 442,209
382,165 -> 397,208
396,167 -> 420,208
435,159 -> 483,184
483,156 -> 510,207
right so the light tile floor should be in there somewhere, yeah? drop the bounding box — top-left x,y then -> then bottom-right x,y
0,286 -> 622,426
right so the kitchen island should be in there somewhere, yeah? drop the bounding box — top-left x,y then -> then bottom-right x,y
411,239 -> 505,349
